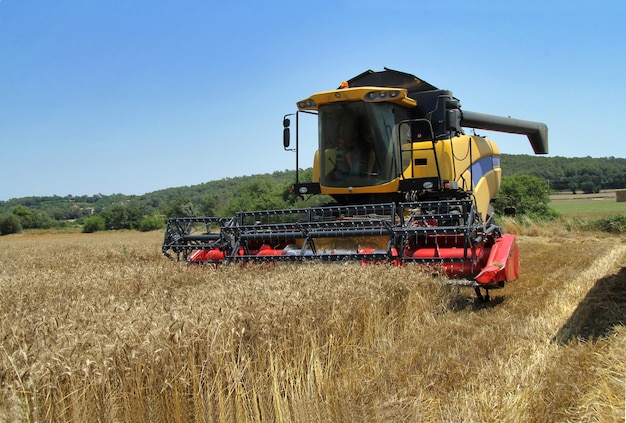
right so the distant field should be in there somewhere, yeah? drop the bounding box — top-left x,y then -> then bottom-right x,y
550,190 -> 626,217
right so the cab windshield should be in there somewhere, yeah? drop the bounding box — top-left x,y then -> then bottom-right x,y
319,102 -> 410,187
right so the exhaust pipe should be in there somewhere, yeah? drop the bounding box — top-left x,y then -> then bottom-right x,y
461,110 -> 548,155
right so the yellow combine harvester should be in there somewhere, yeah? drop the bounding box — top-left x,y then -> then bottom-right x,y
163,69 -> 548,300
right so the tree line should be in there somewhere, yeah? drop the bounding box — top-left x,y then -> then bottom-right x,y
0,170 -> 318,234
0,155 -> 624,235
501,155 -> 626,193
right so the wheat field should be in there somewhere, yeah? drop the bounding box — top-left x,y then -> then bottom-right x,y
0,230 -> 625,422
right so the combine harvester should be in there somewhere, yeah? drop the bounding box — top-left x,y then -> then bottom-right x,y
163,69 -> 548,300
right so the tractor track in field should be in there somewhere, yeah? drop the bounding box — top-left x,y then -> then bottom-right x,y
512,235 -> 626,342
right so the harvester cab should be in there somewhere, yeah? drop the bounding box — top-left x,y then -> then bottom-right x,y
163,69 -> 548,301
286,68 -> 547,218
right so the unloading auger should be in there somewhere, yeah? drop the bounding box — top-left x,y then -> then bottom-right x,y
162,69 -> 548,300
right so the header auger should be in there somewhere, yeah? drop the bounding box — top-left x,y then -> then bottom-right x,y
163,69 -> 548,300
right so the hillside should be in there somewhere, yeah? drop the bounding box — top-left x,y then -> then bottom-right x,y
501,154 -> 626,192
0,170 -> 306,221
1,155 -> 625,223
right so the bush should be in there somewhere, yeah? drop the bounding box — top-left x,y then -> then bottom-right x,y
139,215 -> 164,232
586,215 -> 626,234
579,181 -> 600,194
100,205 -> 143,230
82,215 -> 106,233
494,174 -> 556,219
12,205 -> 53,229
0,214 -> 23,235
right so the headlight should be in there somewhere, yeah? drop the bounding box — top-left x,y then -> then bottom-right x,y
364,90 -> 401,101
297,99 -> 317,109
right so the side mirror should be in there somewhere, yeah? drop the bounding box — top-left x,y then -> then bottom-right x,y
283,117 -> 291,149
283,128 -> 290,149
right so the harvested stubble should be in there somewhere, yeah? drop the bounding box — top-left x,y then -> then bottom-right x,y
0,231 -> 624,422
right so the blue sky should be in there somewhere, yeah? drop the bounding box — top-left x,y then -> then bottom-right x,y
1,1 -> 624,200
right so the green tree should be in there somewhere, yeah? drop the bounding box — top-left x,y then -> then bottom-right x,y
100,205 -> 144,230
0,213 -> 22,235
222,179 -> 289,216
82,215 -> 106,233
163,197 -> 200,218
139,215 -> 165,232
199,195 -> 218,216
494,174 -> 556,219
579,180 -> 600,194
12,205 -> 53,229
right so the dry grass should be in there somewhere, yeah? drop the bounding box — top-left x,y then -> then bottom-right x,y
0,230 -> 624,422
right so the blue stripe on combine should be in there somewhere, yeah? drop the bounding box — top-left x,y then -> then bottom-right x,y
470,156 -> 498,187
